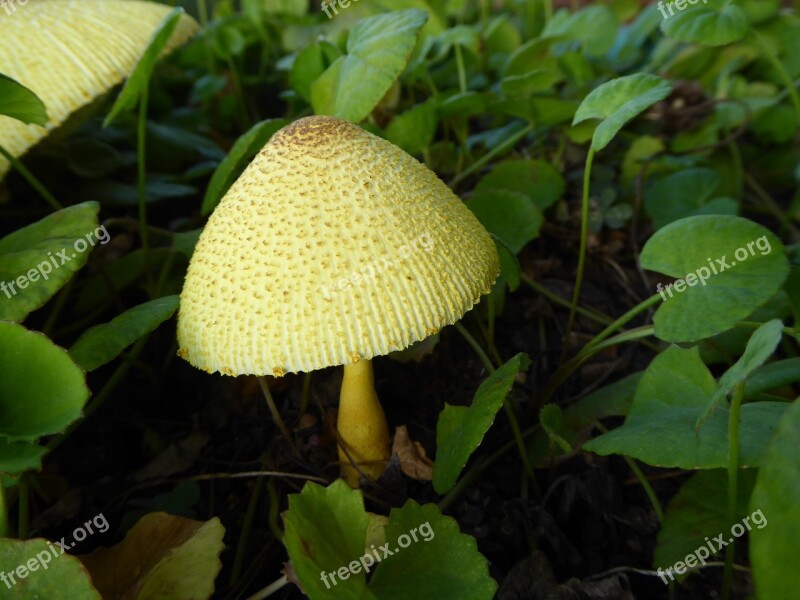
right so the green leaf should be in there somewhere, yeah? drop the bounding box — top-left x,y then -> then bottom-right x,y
573,73 -> 673,151
583,346 -> 786,469
369,501 -> 497,599
0,439 -> 48,476
282,481 -> 496,599
433,353 -> 531,494
290,41 -> 343,102
0,74 -> 47,126
201,119 -> 289,215
474,159 -> 565,211
311,9 -> 428,123
654,469 -> 757,573
543,5 -> 619,58
0,202 -> 101,322
0,538 -> 100,599
493,236 -> 521,291
644,167 -> 738,229
661,3 -> 749,47
384,100 -> 437,156
530,374 -> 641,464
467,191 -> 544,255
641,215 -> 790,342
70,296 -> 180,372
697,320 -> 784,427
104,8 -> 187,126
539,405 -> 572,453
750,398 -> 800,599
744,358 -> 800,399
0,322 -> 89,442
283,480 -> 372,599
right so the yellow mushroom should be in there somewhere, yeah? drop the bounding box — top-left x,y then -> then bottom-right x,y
0,0 -> 199,179
178,116 -> 500,486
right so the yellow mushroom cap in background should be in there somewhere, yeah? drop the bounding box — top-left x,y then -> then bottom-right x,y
0,0 -> 199,179
178,116 -> 501,377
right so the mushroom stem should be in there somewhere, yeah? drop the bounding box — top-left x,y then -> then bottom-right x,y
337,359 -> 390,486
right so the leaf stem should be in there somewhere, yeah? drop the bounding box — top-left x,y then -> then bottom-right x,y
564,147 -> 596,358
449,122 -> 534,187
0,145 -> 62,210
723,382 -> 745,600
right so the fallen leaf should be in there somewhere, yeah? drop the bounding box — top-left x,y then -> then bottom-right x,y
392,425 -> 434,481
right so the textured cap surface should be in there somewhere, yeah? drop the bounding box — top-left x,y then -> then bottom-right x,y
178,116 -> 500,376
0,0 -> 199,178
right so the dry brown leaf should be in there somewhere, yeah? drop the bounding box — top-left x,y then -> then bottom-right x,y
392,425 -> 434,481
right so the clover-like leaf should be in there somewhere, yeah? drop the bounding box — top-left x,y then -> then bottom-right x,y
641,215 -> 790,342
311,10 -> 428,123
583,346 -> 786,469
573,73 -> 673,151
467,191 -> 543,255
0,202 -> 101,322
475,159 -> 565,211
0,322 -> 89,443
644,167 -> 738,229
660,3 -> 749,47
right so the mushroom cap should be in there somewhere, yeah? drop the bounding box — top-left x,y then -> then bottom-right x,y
178,116 -> 500,377
0,0 -> 199,178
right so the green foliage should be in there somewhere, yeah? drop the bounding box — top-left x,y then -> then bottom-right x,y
0,74 -> 47,126
433,353 -> 530,494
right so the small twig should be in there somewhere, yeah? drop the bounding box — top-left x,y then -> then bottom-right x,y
244,575 -> 288,600
258,377 -> 297,453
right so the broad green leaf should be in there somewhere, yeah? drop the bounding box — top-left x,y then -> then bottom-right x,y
104,8 -> 188,126
573,73 -> 673,151
283,480 -> 372,599
0,439 -> 48,476
201,119 -> 289,215
467,191 -> 544,255
643,167 -> 738,229
433,353 -> 531,494
697,320 -> 784,427
0,74 -> 47,126
70,296 -> 180,371
539,405 -> 572,453
311,10 -> 428,123
654,469 -> 758,573
0,202 -> 100,322
474,159 -> 565,211
543,5 -> 619,58
0,322 -> 89,442
385,100 -> 437,156
0,538 -> 100,599
369,501 -> 497,600
290,41 -> 343,102
500,69 -> 561,97
641,215 -> 789,342
530,373 -> 641,465
438,91 -> 485,117
493,236 -> 521,291
750,399 -> 800,599
80,513 -> 224,600
583,346 -> 786,468
661,3 -> 749,47
282,481 -> 496,599
744,358 -> 800,399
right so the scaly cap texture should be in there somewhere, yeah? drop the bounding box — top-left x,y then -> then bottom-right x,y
178,116 -> 500,376
0,0 -> 199,178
